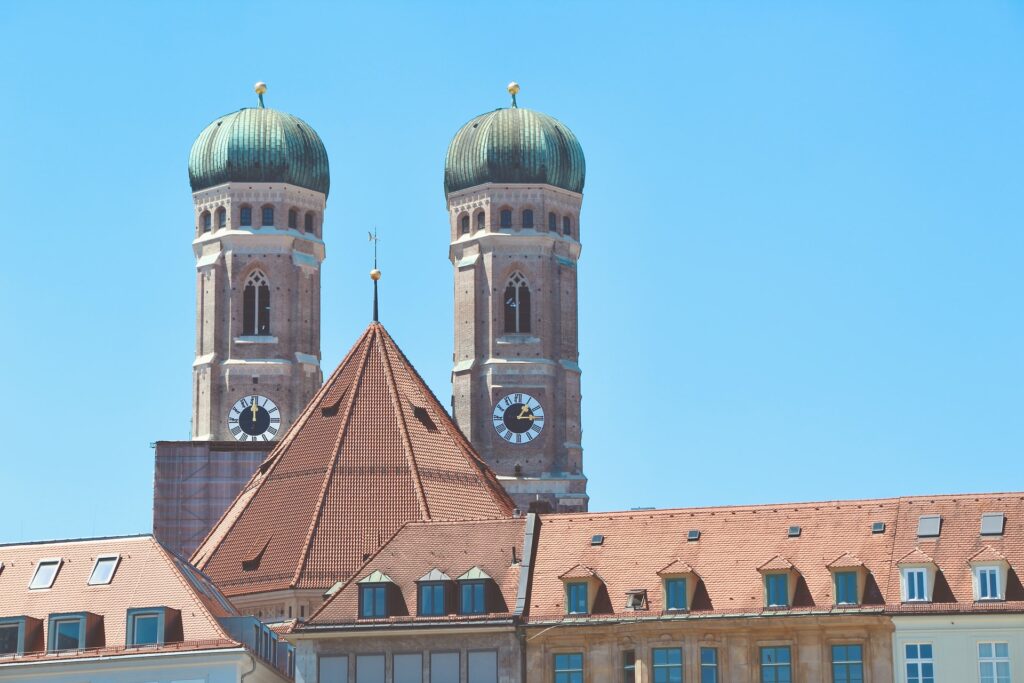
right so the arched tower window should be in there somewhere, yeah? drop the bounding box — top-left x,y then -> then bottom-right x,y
216,207 -> 226,228
562,216 -> 572,236
304,212 -> 314,233
240,206 -> 252,227
503,272 -> 532,334
522,209 -> 534,229
500,208 -> 512,229
548,212 -> 557,231
201,211 -> 211,232
460,215 -> 470,234
288,209 -> 298,229
261,205 -> 274,227
243,270 -> 271,336
476,211 -> 485,230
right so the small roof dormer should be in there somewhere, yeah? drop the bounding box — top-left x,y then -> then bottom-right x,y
826,553 -> 867,606
897,548 -> 938,603
757,555 -> 798,609
559,565 -> 602,616
657,560 -> 699,612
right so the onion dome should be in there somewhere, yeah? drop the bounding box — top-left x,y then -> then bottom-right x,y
444,83 -> 585,195
189,83 -> 330,196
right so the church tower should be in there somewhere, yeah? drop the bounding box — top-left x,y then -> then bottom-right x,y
444,84 -> 588,513
186,83 -> 328,441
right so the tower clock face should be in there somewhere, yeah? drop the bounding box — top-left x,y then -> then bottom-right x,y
228,395 -> 281,441
492,393 -> 544,445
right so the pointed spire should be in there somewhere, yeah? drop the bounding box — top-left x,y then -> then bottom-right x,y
508,81 -> 520,108
368,229 -> 381,322
254,81 -> 267,108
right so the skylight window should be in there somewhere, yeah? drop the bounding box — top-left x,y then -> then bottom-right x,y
590,535 -> 605,546
917,515 -> 941,538
871,522 -> 886,534
788,526 -> 802,538
687,530 -> 701,542
88,555 -> 120,586
29,559 -> 62,590
981,513 -> 1005,536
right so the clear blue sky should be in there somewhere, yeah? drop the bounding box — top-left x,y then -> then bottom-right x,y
1,1 -> 1021,543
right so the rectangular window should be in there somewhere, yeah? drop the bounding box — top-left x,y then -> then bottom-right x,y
665,577 -> 687,610
554,653 -> 584,683
832,644 -> 863,683
905,643 -> 934,683
567,582 -> 588,614
978,567 -> 1001,600
904,569 -> 928,602
359,585 -> 387,618
394,653 -> 422,683
700,647 -> 719,683
461,581 -> 487,614
262,206 -> 274,226
500,209 -> 512,228
130,613 -> 160,646
431,652 -> 460,683
835,571 -> 858,605
765,574 -> 789,607
29,559 -> 61,590
356,654 -> 385,683
419,582 -> 446,616
760,646 -> 791,683
320,655 -> 349,683
50,618 -> 82,652
622,650 -> 636,683
652,647 -> 682,683
88,555 -> 120,585
240,206 -> 252,226
979,642 -> 1010,683
0,624 -> 19,655
469,650 -> 498,683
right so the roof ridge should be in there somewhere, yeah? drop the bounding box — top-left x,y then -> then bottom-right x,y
293,325 -> 377,588
377,325 -> 431,521
0,533 -> 153,549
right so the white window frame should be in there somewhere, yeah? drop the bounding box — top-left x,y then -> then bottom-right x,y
902,568 -> 929,602
29,558 -> 62,590
975,566 -> 1003,601
905,643 -> 934,683
87,554 -> 120,586
978,642 -> 1010,683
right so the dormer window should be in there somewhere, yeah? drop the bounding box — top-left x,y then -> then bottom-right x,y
977,567 -> 1001,600
126,608 -> 167,647
765,573 -> 789,608
29,559 -> 62,590
88,555 -> 120,586
567,582 -> 588,614
419,583 -> 447,616
457,566 -> 491,615
827,553 -> 866,606
357,570 -> 395,619
903,568 -> 928,602
47,613 -> 97,652
665,578 -> 687,610
625,589 -> 648,610
970,547 -> 1009,602
0,617 -> 42,656
0,622 -> 18,655
835,571 -> 858,605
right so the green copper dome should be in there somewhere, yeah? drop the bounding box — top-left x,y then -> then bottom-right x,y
444,107 -> 585,195
189,106 -> 330,196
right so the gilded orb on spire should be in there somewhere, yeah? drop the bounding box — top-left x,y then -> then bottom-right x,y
254,81 -> 267,108
508,81 -> 520,108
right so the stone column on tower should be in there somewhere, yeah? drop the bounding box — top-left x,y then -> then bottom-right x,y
444,83 -> 589,513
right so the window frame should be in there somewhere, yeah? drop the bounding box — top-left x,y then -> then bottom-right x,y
834,570 -> 858,605
47,612 -> 86,652
468,649 -> 498,683
503,272 -> 532,334
562,215 -> 572,236
125,608 -> 165,647
652,647 -> 682,683
418,581 -> 447,617
903,568 -> 929,602
664,577 -> 688,611
0,618 -> 25,656
88,554 -> 121,586
976,566 -> 1002,600
430,651 -> 460,683
700,646 -> 719,683
622,649 -> 636,683
216,206 -> 227,228
548,212 -> 557,231
261,205 -> 275,227
566,581 -> 588,615
359,584 -> 388,618
831,643 -> 864,683
242,270 -> 271,336
29,558 -> 62,590
759,645 -> 792,683
240,205 -> 252,227
201,211 -> 211,232
978,642 -> 1010,683
522,209 -> 534,229
304,211 -> 315,234
554,652 -> 584,683
904,642 -> 935,683
499,208 -> 513,228
459,580 -> 487,615
764,573 -> 789,608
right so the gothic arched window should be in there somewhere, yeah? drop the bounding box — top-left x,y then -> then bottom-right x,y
243,270 -> 271,336
522,209 -> 534,229
500,208 -> 512,229
216,207 -> 226,228
562,216 -> 572,236
304,212 -> 315,233
548,212 -> 557,231
261,205 -> 275,227
503,272 -> 531,334
476,211 -> 485,230
201,211 -> 211,232
240,206 -> 252,227
288,209 -> 298,229
461,215 -> 470,234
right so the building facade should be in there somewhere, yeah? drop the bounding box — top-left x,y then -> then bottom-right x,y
154,84 -> 331,558
445,85 -> 588,514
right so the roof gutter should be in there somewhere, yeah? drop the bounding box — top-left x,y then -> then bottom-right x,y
290,620 -> 515,639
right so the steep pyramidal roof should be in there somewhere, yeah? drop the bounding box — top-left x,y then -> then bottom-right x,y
192,323 -> 514,597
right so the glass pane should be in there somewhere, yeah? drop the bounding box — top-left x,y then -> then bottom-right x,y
320,655 -> 348,683
55,620 -> 80,650
89,557 -> 118,585
132,614 -> 159,645
920,644 -> 932,659
701,647 -> 717,664
430,652 -> 459,683
468,651 -> 497,683
0,625 -> 19,654
394,653 -> 421,683
995,642 -> 1009,657
30,561 -> 60,589
980,643 -> 994,657
356,654 -> 385,683
906,644 -> 918,659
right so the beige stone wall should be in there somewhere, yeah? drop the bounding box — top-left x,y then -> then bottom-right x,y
524,614 -> 894,683
448,183 -> 588,513
190,182 -> 326,441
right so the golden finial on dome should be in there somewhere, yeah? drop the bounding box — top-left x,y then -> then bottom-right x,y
369,229 -> 381,321
508,81 -> 520,108
254,81 -> 267,108
370,268 -> 381,281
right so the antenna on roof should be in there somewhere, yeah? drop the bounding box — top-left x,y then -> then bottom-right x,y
368,228 -> 381,322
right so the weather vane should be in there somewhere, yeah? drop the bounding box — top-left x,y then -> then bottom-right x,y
368,228 -> 381,322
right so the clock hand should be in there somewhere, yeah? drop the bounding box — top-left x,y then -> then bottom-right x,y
251,397 -> 259,421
